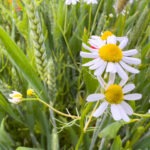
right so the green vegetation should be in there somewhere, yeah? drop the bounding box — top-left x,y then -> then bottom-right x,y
0,0 -> 149,149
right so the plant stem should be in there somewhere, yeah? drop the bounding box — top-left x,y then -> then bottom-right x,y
22,98 -> 80,120
75,102 -> 99,149
83,101 -> 99,132
133,113 -> 150,118
98,138 -> 105,150
75,131 -> 84,150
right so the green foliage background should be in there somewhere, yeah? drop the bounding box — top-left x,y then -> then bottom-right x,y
0,0 -> 150,149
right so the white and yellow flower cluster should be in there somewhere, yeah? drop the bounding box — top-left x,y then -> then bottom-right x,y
65,0 -> 97,5
80,31 -> 142,122
8,89 -> 35,104
8,91 -> 23,104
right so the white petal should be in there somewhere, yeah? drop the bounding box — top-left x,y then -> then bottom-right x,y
93,102 -> 108,117
119,37 -> 128,49
88,37 -> 105,49
107,35 -> 117,44
80,52 -> 98,58
82,58 -> 100,66
119,79 -> 128,87
9,94 -> 14,97
117,37 -> 128,42
97,76 -> 106,88
108,73 -> 115,85
117,104 -> 130,122
86,94 -> 105,102
120,101 -> 133,115
65,0 -> 72,5
89,59 -> 104,70
106,62 -> 116,73
94,61 -> 107,76
91,0 -> 98,4
8,98 -> 20,104
12,91 -> 21,95
120,61 -> 139,74
90,35 -> 100,40
84,0 -> 98,4
123,49 -> 138,56
111,104 -> 122,120
123,84 -> 135,93
88,41 -> 99,49
122,57 -> 141,65
82,43 -> 97,52
8,99 -> 13,102
124,94 -> 142,101
65,0 -> 79,5
9,91 -> 21,97
115,63 -> 128,80
12,91 -> 19,93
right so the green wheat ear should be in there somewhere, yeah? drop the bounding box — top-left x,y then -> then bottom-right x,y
47,59 -> 57,101
24,0 -> 48,84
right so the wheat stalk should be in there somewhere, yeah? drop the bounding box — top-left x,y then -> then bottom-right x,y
24,0 -> 48,84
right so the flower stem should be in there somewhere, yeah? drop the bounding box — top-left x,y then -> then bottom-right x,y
22,98 -> 80,120
75,131 -> 84,150
133,113 -> 150,118
83,101 -> 99,132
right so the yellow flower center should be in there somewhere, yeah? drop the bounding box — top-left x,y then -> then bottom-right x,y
105,84 -> 124,104
99,44 -> 123,62
27,89 -> 35,96
101,31 -> 113,40
13,93 -> 22,99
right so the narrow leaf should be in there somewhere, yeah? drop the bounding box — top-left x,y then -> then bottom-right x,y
0,27 -> 49,101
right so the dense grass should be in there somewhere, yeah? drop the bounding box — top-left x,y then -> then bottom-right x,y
0,0 -> 150,149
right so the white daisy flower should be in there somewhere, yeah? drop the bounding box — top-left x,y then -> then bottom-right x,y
86,76 -> 142,122
8,91 -> 22,104
88,31 -> 128,49
80,33 -> 141,81
129,0 -> 134,4
65,0 -> 79,5
109,13 -> 114,18
84,0 -> 98,4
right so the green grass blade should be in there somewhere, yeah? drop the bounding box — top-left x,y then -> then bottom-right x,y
0,27 -> 49,101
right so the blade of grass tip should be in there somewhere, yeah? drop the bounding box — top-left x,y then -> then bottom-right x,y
0,27 -> 49,102
90,0 -> 104,35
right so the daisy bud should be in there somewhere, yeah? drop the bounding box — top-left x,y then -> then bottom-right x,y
8,91 -> 22,104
